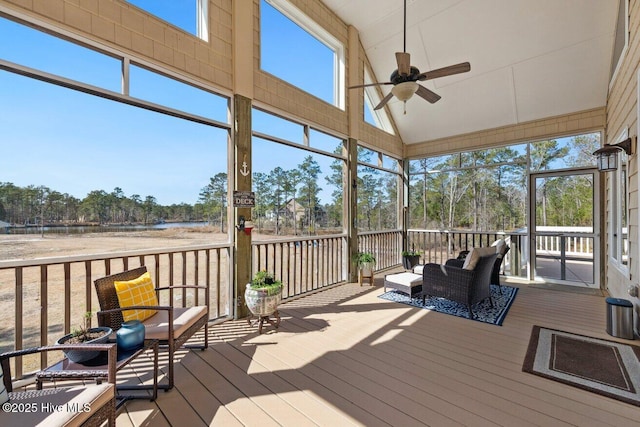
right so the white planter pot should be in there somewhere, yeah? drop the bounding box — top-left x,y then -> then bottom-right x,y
360,262 -> 374,276
245,284 -> 283,316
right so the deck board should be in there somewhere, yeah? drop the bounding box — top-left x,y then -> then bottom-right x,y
118,279 -> 640,426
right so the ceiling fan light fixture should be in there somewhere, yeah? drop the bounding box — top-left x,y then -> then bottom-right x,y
391,81 -> 418,102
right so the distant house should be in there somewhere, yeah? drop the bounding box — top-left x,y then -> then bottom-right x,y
0,220 -> 10,233
284,199 -> 305,222
266,199 -> 305,222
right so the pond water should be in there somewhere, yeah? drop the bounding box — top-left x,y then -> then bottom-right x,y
4,221 -> 209,235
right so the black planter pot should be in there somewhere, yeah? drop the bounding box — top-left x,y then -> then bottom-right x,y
56,327 -> 112,363
402,255 -> 420,270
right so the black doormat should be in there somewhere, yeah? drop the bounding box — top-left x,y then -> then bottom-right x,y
523,326 -> 640,406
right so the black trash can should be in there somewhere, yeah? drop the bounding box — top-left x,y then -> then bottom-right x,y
605,297 -> 634,340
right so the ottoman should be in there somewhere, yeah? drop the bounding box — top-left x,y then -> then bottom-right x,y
384,272 -> 423,297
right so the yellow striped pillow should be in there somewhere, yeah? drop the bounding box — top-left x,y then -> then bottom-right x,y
114,272 -> 158,322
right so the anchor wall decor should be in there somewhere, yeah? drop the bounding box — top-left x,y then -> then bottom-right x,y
240,153 -> 250,177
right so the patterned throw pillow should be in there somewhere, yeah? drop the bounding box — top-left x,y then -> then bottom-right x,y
0,362 -> 8,404
114,272 -> 159,322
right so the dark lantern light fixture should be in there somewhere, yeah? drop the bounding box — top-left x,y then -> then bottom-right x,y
592,136 -> 635,172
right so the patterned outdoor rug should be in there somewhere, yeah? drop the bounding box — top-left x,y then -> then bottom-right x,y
378,284 -> 518,326
523,326 -> 640,407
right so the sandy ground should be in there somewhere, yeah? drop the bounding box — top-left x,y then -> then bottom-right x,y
0,227 -> 229,261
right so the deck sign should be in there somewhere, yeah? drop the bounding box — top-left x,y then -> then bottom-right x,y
233,191 -> 255,207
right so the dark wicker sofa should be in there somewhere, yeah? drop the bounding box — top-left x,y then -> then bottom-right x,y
448,245 -> 510,292
421,252 -> 498,319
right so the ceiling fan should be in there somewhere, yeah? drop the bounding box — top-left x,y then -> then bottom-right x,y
349,0 -> 471,112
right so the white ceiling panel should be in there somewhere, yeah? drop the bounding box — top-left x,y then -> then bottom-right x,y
418,0 -> 616,77
322,0 -> 618,144
513,34 -> 615,123
358,1 -> 464,50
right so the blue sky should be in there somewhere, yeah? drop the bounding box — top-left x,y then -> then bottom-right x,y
0,1 -> 348,206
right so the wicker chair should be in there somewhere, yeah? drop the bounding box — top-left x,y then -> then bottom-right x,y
449,245 -> 510,291
94,266 -> 209,390
0,344 -> 116,427
421,252 -> 498,319
491,245 -> 510,291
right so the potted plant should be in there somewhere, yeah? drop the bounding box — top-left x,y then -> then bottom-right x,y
56,311 -> 112,363
245,270 -> 283,317
356,252 -> 376,277
402,249 -> 421,270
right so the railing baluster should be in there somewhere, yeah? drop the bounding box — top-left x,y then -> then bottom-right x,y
40,265 -> 48,368
85,261 -> 92,326
293,242 -> 297,295
216,249 -> 221,318
15,267 -> 23,379
300,242 -> 305,293
286,242 -> 289,293
64,263 -> 71,334
255,245 -> 260,272
265,244 -> 269,273
181,252 -> 187,307
314,239 -> 318,288
168,253 -> 174,305
313,239 -> 318,290
304,241 -> 309,293
195,250 -> 200,306
278,243 -> 284,295
322,239 -> 327,287
322,239 -> 326,287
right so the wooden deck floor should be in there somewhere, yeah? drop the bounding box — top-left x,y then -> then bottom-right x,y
114,278 -> 640,426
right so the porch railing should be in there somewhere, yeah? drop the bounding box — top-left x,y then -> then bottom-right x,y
0,243 -> 232,377
358,230 -> 402,271
534,233 -> 594,256
407,229 -> 527,277
251,230 -> 403,299
407,228 -> 595,279
252,234 -> 346,298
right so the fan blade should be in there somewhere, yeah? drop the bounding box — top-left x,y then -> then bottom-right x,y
348,82 -> 393,89
396,52 -> 410,76
418,62 -> 470,81
374,92 -> 394,110
415,85 -> 441,104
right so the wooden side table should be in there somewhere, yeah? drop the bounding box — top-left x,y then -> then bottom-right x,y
37,339 -> 159,408
247,310 -> 281,334
359,269 -> 374,286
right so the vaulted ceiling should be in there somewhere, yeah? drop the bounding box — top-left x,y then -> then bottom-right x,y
324,0 -> 619,144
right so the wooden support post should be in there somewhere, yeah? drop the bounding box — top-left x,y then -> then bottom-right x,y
347,138 -> 359,283
235,94 -> 252,319
232,1 -> 254,319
